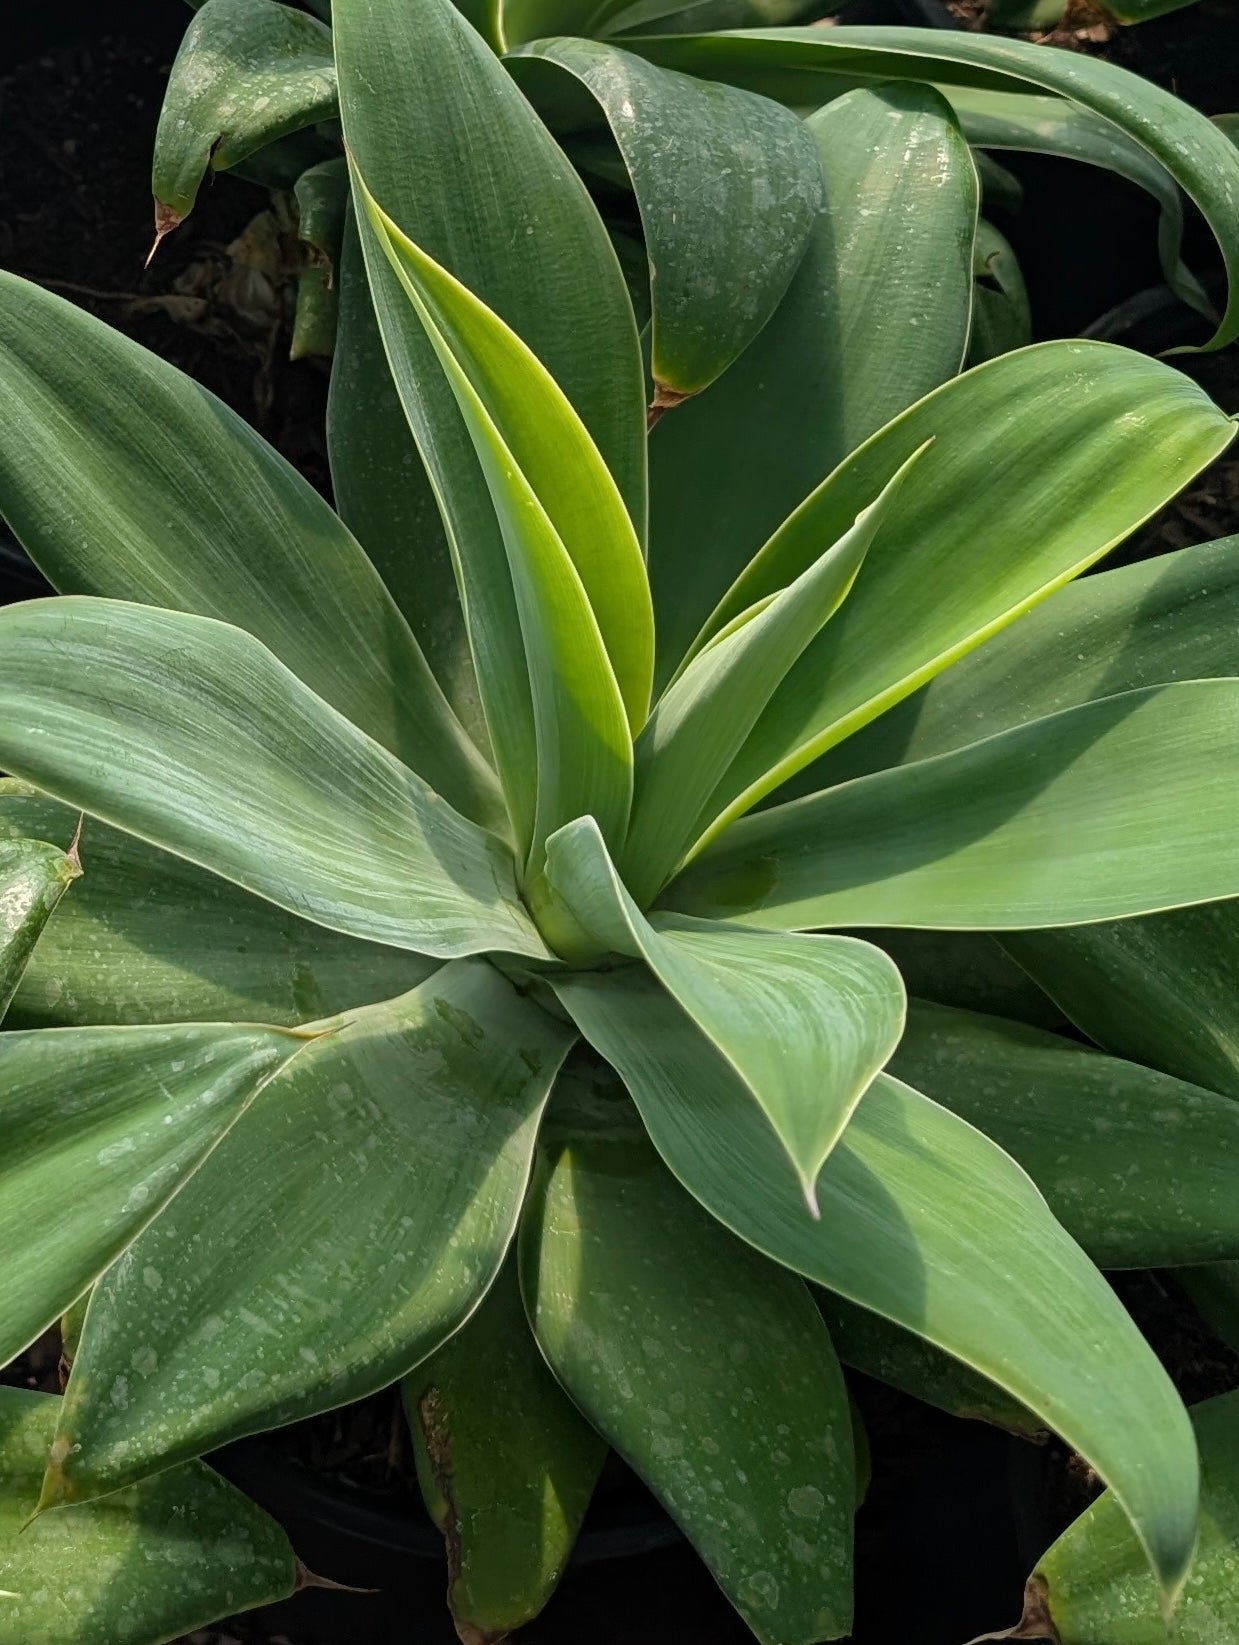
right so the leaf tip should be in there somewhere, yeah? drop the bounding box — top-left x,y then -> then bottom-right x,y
146,200 -> 183,268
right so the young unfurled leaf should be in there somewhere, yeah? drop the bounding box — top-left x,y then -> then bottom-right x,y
405,1254 -> 605,1640
555,967 -> 1199,1610
0,1387 -> 296,1645
522,1060 -> 856,1645
548,817 -> 904,1212
44,962 -> 573,1508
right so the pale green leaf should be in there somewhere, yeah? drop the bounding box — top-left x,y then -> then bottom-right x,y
547,816 -> 905,1209
0,1388 -> 295,1645
405,1254 -> 604,1639
0,1019 -> 299,1373
647,82 -> 976,684
44,961 -> 573,1507
0,600 -> 547,961
690,342 -> 1234,835
509,37 -> 824,399
892,1001 -> 1239,1268
623,26 -> 1239,351
152,0 -> 335,231
521,1059 -> 855,1645
0,270 -> 499,828
554,966 -> 1198,1605
0,784 -> 433,1030
668,682 -> 1239,933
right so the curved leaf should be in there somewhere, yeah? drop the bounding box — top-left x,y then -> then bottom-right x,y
967,218 -> 1030,366
0,1020 -> 299,1373
152,0 -> 336,234
0,271 -> 498,828
0,1388 -> 295,1645
0,833 -> 79,1023
522,1060 -> 855,1645
0,601 -> 547,961
892,1001 -> 1239,1268
668,682 -> 1239,933
44,961 -> 573,1507
509,37 -> 824,400
547,816 -> 905,1210
985,1391 -> 1239,1645
871,929 -> 1062,1029
623,25 -> 1239,350
405,1254 -> 605,1640
647,82 -> 976,684
691,342 -> 1234,835
554,966 -> 1199,1607
0,784 -> 432,1030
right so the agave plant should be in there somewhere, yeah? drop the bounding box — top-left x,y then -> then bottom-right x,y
6,3 -> 1239,1643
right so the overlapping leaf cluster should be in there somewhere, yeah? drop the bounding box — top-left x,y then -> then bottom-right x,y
4,3 -> 1239,1643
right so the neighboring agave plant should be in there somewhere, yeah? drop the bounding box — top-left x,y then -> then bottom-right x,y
5,3 -> 1239,1643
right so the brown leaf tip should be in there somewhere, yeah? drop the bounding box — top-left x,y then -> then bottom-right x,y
146,200 -> 184,268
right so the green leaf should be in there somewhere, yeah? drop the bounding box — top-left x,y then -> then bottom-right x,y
151,0 -> 336,236
327,224 -> 484,747
668,682 -> 1239,933
622,25 -> 1239,351
333,0 -> 646,843
44,961 -> 573,1507
984,1390 -> 1239,1645
967,218 -> 1031,366
405,1254 -> 605,1640
1176,1263 -> 1239,1354
0,832 -> 79,1023
945,88 -> 1206,316
292,156 -> 347,357
0,600 -> 547,962
1006,903 -> 1239,1105
870,929 -> 1062,1030
647,82 -> 976,684
554,966 -> 1199,1606
0,1018 -> 299,1373
357,181 -> 637,880
509,38 -> 824,401
547,816 -> 905,1211
689,342 -> 1234,833
0,783 -> 433,1030
891,1001 -> 1239,1269
987,0 -> 1065,25
813,533 -> 1239,788
0,1387 -> 295,1645
816,1293 -> 1046,1439
0,270 -> 499,830
357,175 -> 652,736
625,449 -> 920,901
521,1059 -> 855,1645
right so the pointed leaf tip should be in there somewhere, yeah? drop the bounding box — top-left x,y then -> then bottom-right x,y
146,200 -> 182,267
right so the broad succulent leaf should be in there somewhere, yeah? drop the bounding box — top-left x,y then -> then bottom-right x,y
869,929 -> 1061,1030
509,38 -> 824,402
152,0 -> 336,238
554,967 -> 1199,1608
625,25 -> 1239,350
0,271 -> 499,829
0,1019 -> 302,1372
979,1390 -> 1239,1645
405,1254 -> 605,1639
966,219 -> 1030,366
0,784 -> 433,1030
669,682 -> 1239,932
691,343 -> 1235,834
0,832 -> 79,1022
647,82 -> 976,682
548,817 -> 905,1209
333,0 -> 646,848
0,1388 -> 296,1645
43,962 -> 573,1507
522,1062 -> 856,1645
0,601 -> 547,961
892,1001 -> 1239,1268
